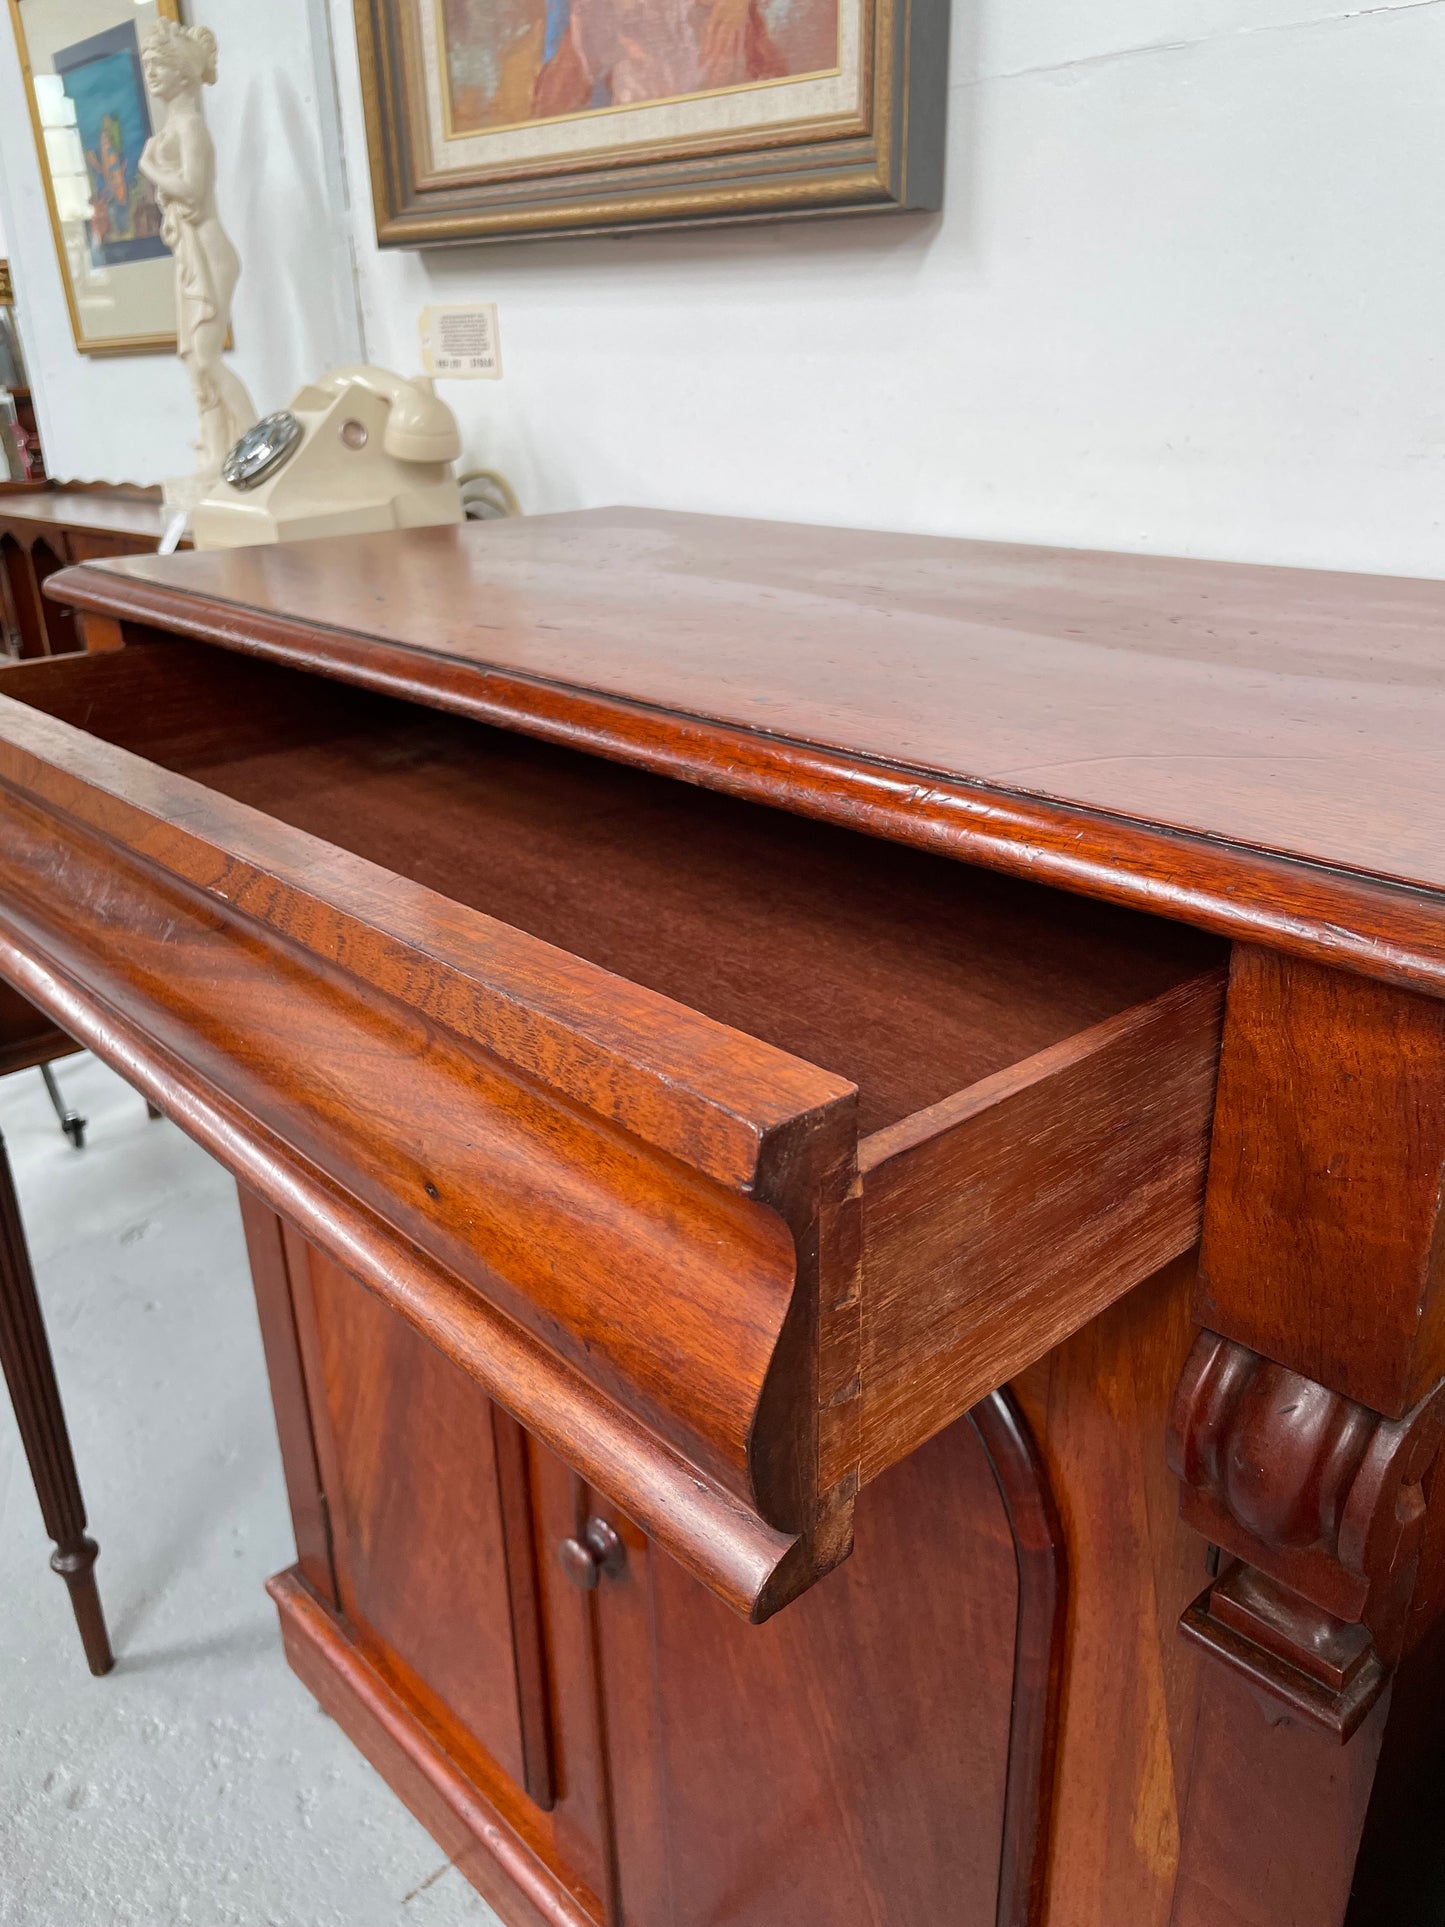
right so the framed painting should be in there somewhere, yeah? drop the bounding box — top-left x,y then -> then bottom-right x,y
354,0 -> 949,245
7,0 -> 180,354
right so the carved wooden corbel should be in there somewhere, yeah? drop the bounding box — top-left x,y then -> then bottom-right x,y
1167,1329 -> 1445,1740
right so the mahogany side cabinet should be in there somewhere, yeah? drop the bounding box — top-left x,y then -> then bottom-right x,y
0,484 -> 185,661
1,509 -> 1442,1927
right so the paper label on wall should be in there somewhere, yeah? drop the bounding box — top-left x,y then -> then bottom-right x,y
419,304 -> 502,379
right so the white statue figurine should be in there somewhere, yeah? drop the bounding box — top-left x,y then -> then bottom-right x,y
138,23 -> 256,489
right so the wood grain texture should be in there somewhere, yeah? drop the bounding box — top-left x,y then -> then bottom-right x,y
0,681 -> 860,1614
1170,1671 -> 1389,1927
522,1442 -> 617,1915
857,971 -> 1224,1484
75,613 -> 124,653
290,1239 -> 544,1803
970,1392 -> 1068,1927
492,1408 -> 557,1813
6,510 -> 1443,1920
1166,947 -> 1445,1909
1199,948 -> 1445,1416
8,643 -> 1219,1136
0,672 -> 854,1189
1012,1254 -> 1208,1927
595,1409 -> 1024,1927
45,509 -> 1445,993
263,1287 -> 617,1925
0,642 -> 1224,1624
235,1191 -> 334,1604
270,1571 -> 604,1927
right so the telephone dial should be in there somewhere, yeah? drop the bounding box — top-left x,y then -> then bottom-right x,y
192,365 -> 465,550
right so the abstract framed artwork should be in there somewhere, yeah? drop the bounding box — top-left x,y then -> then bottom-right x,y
354,0 -> 949,245
7,0 -> 181,354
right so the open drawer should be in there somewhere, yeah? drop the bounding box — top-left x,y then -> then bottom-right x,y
0,641 -> 1226,1617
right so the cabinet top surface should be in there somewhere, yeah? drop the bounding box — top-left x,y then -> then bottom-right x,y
51,506 -> 1445,957
1,487 -> 173,540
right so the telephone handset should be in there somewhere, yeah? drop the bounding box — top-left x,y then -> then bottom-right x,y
192,364 -> 465,551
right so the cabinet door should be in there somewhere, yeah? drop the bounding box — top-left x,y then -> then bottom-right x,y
279,1228 -> 615,1917
594,1412 -> 1038,1927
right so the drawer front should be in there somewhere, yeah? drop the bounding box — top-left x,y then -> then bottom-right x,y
0,666 -> 859,1619
0,644 -> 1226,1623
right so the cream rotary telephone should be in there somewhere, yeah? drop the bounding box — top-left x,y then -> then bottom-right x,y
191,366 -> 465,550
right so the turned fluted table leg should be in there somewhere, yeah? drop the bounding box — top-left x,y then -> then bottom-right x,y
0,1124 -> 112,1675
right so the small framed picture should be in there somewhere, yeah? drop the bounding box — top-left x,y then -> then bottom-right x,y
7,0 -> 181,354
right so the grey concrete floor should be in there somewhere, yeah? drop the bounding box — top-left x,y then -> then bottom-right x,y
0,1053 -> 502,1927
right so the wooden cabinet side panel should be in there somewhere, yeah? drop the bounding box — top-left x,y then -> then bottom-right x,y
1170,1673 -> 1388,1927
1198,946 -> 1445,1416
1011,1252 -> 1207,1927
1168,949 -> 1445,1920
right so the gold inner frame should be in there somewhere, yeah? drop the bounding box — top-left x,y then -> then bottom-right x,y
432,0 -> 844,147
7,0 -> 182,358
406,0 -> 876,193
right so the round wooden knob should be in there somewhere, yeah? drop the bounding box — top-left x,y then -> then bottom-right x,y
558,1516 -> 626,1590
558,1535 -> 600,1590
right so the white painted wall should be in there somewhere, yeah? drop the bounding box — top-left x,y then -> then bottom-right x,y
3,0 -> 1441,574
0,0 -> 360,482
325,0 -> 1445,574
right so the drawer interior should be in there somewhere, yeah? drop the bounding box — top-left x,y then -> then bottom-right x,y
4,640 -> 1224,1137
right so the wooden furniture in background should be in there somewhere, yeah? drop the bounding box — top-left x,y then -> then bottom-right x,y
0,607 -> 168,1674
0,509 -> 1440,1924
0,975 -> 160,1674
0,977 -> 109,1671
0,485 -> 187,661
0,1115 -> 111,1676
